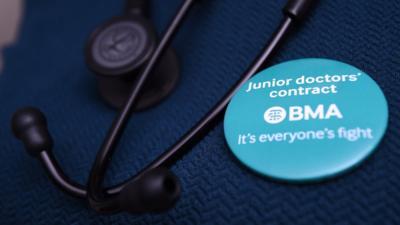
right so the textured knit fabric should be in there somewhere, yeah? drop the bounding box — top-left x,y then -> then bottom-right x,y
0,0 -> 399,224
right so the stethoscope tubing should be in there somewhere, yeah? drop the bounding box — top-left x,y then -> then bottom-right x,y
34,0 -> 311,214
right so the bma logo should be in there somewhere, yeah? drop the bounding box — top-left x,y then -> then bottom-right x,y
264,104 -> 343,124
264,106 -> 287,124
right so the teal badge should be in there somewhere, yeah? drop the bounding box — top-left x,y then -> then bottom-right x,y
224,58 -> 388,182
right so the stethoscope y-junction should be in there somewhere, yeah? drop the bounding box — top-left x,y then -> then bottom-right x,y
11,0 -> 316,214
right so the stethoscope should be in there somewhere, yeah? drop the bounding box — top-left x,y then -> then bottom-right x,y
11,0 -> 316,214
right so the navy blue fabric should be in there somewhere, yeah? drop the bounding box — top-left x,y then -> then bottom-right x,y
0,0 -> 399,224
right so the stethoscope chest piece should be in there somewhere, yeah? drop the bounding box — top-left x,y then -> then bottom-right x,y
85,15 -> 179,110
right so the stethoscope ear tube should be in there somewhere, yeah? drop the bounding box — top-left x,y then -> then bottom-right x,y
131,0 -> 317,176
87,0 -> 198,213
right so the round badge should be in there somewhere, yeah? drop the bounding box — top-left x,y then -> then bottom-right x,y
224,58 -> 389,182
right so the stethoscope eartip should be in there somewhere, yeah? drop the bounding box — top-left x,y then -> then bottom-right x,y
11,107 -> 53,156
118,167 -> 181,213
